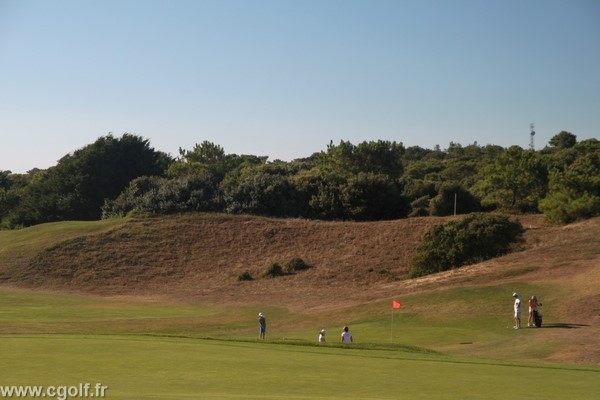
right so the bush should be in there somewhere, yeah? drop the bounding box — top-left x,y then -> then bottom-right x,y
540,191 -> 600,224
102,175 -> 221,219
409,195 -> 431,217
285,258 -> 311,273
429,184 -> 481,216
409,213 -> 524,278
237,271 -> 254,281
263,263 -> 285,278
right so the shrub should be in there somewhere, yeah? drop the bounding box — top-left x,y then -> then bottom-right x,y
540,191 -> 600,224
101,175 -> 221,219
429,184 -> 481,216
285,258 -> 311,273
409,213 -> 524,278
409,195 -> 431,217
263,263 -> 285,278
237,271 -> 254,281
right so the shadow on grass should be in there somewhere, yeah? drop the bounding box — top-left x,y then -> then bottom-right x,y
540,323 -> 590,329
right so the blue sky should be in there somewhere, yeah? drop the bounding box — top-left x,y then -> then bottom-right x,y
1,0 -> 599,173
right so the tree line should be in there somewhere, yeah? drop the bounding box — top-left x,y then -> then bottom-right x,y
1,131 -> 598,229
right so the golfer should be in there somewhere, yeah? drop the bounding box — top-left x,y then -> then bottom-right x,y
319,329 -> 326,342
341,326 -> 353,343
258,312 -> 266,339
513,293 -> 521,329
528,295 -> 539,327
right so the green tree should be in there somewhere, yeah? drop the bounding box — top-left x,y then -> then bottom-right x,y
316,140 -> 404,178
288,168 -> 322,219
409,195 -> 431,217
439,160 -> 479,187
476,146 -> 547,212
179,141 -> 226,163
102,174 -> 222,218
340,172 -> 409,220
308,173 -> 347,220
221,164 -> 300,217
402,146 -> 433,163
401,178 -> 437,202
539,151 -> 600,223
548,131 -> 577,149
168,141 -> 239,181
0,171 -> 33,224
354,140 -> 405,178
404,159 -> 445,181
429,183 -> 481,216
0,171 -> 11,190
5,134 -> 170,226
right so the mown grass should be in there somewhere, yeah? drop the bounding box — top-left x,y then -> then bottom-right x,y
0,334 -> 597,400
0,287 -> 598,399
1,215 -> 599,398
0,284 -> 586,363
0,334 -> 600,400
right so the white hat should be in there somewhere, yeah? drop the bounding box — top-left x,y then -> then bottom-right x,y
320,329 -> 326,333
512,292 -> 519,298
258,312 -> 263,317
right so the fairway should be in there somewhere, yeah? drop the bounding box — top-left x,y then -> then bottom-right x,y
0,288 -> 598,400
1,334 -> 598,400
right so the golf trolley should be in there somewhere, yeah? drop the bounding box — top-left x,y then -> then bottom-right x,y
533,304 -> 543,327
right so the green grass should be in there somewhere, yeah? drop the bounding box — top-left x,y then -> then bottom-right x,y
0,288 -> 598,399
0,334 -> 597,400
0,219 -> 125,278
0,219 -> 124,250
0,285 -> 582,361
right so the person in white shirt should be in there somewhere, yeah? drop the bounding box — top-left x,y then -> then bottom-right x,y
341,326 -> 353,343
318,329 -> 326,342
513,293 -> 521,329
258,312 -> 266,339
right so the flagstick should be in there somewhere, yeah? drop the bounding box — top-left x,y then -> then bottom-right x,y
390,308 -> 394,343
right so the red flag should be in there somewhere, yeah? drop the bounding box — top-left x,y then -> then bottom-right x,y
392,300 -> 401,309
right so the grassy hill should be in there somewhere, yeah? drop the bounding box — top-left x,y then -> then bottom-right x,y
2,213 -> 449,298
0,213 -> 599,365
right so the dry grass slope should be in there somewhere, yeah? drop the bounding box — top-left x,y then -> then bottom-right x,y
12,213 -> 448,298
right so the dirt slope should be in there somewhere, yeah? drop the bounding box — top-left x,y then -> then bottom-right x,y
10,213 -> 448,298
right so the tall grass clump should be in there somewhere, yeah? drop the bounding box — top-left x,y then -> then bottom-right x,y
237,271 -> 254,281
263,262 -> 285,278
285,257 -> 311,273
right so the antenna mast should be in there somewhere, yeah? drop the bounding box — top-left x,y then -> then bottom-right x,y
529,123 -> 536,150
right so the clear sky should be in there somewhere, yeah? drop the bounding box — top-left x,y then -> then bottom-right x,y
1,0 -> 599,173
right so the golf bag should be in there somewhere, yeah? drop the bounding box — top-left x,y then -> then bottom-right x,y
533,309 -> 542,327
